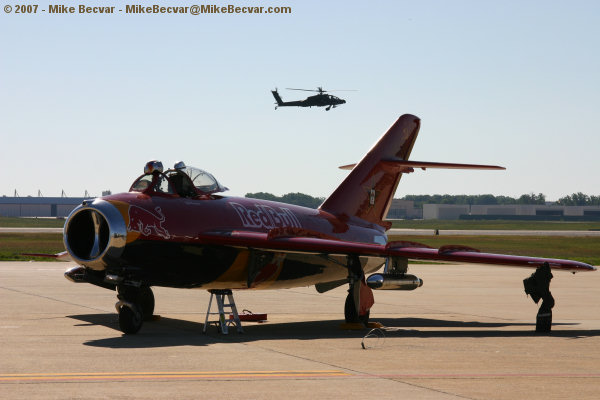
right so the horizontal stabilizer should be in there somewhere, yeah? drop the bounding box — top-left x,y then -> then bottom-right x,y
340,159 -> 505,171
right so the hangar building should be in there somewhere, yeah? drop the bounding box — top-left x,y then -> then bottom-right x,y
0,197 -> 87,218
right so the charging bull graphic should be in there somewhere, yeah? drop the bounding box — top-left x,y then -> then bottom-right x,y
128,205 -> 171,239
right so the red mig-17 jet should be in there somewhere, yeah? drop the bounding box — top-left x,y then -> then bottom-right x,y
58,114 -> 595,334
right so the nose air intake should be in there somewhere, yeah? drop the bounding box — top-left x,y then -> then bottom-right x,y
64,199 -> 127,270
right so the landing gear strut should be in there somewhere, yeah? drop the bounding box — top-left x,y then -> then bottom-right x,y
344,255 -> 373,325
523,263 -> 554,332
115,285 -> 155,334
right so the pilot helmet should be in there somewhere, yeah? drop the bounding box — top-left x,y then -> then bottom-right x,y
174,161 -> 186,170
144,160 -> 164,174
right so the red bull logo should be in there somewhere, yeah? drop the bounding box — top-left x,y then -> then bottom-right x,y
230,202 -> 301,229
128,205 -> 171,239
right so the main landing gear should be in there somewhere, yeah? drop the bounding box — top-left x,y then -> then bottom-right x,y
344,255 -> 374,325
523,263 -> 555,332
115,285 -> 155,334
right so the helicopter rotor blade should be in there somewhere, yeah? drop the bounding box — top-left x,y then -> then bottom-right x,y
286,88 -> 320,92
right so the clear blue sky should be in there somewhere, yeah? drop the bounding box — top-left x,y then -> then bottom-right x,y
1,1 -> 598,201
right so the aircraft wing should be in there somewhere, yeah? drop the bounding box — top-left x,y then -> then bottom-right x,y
197,230 -> 595,272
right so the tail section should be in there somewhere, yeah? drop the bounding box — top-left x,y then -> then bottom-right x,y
319,114 -> 421,228
271,89 -> 284,106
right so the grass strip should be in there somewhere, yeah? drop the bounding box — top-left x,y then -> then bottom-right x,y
390,220 -> 600,231
0,233 -> 64,261
1,233 -> 598,266
0,217 -> 65,228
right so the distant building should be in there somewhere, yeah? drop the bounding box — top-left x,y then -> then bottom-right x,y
386,199 -> 422,219
6,195 -> 598,222
423,204 -> 469,220
423,204 -> 600,220
0,197 -> 88,218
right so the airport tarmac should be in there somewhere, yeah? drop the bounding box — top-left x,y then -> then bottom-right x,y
3,227 -> 600,237
1,261 -> 599,399
388,228 -> 600,237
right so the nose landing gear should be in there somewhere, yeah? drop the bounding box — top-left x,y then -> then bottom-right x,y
115,285 -> 155,334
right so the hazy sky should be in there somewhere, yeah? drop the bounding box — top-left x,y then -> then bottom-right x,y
1,1 -> 598,201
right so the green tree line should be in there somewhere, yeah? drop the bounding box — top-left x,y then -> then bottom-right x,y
246,192 -> 600,209
404,192 -> 600,209
555,192 -> 600,206
245,192 -> 325,209
402,193 -> 546,209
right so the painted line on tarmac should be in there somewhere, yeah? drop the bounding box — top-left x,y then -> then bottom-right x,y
0,370 -> 351,383
3,370 -> 600,383
388,229 -> 600,237
370,372 -> 600,379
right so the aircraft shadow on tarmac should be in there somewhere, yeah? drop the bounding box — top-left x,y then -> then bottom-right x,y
68,314 -> 600,349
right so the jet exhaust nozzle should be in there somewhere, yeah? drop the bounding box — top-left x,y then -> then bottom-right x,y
366,273 -> 423,290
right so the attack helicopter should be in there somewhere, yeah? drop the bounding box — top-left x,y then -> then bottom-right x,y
271,87 -> 354,111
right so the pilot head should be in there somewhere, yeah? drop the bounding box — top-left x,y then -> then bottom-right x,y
144,160 -> 163,174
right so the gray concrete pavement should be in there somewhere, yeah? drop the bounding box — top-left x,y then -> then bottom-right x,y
0,227 -> 62,233
3,227 -> 600,236
1,261 -> 599,399
388,228 -> 600,236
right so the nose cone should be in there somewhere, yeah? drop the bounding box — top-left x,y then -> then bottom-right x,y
64,199 -> 127,270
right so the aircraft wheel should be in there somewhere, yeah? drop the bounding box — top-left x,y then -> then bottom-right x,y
139,286 -> 155,321
536,308 -> 552,332
344,292 -> 369,325
118,304 -> 143,334
118,285 -> 154,321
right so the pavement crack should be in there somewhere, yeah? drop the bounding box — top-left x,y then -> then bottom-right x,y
0,285 -> 109,313
237,340 -> 474,399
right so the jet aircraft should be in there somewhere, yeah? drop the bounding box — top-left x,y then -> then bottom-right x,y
60,114 -> 595,335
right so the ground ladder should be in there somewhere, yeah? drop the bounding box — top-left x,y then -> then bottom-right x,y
203,289 -> 243,334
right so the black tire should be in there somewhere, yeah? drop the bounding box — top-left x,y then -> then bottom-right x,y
536,311 -> 552,333
118,305 -> 143,334
139,286 -> 155,321
118,285 -> 155,321
344,293 -> 370,325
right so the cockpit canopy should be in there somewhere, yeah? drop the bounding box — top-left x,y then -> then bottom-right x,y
130,161 -> 228,197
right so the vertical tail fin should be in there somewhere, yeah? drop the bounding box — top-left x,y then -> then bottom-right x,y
319,114 -> 421,228
271,90 -> 284,106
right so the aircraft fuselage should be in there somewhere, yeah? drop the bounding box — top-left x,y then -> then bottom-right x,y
64,193 -> 386,290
